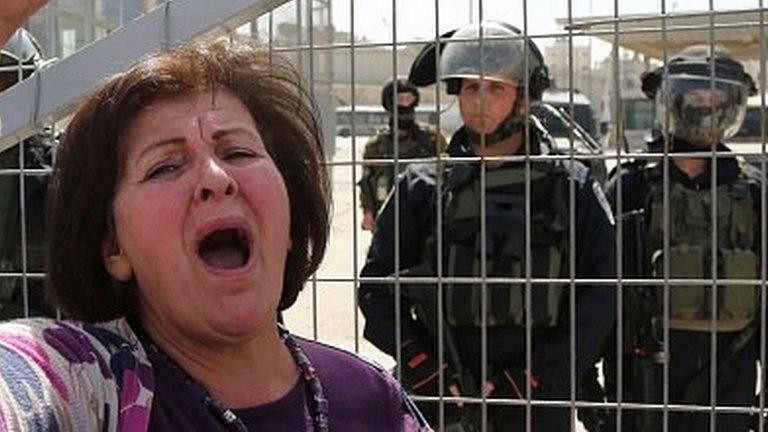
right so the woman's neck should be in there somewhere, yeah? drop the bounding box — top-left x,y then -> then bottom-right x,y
142,317 -> 299,409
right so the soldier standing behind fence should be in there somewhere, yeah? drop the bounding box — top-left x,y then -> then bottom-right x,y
604,45 -> 761,432
359,21 -> 616,431
358,79 -> 447,231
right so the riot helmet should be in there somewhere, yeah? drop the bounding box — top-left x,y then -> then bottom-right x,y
439,21 -> 550,100
641,45 -> 756,146
381,78 -> 420,131
438,21 -> 550,144
0,28 -> 42,92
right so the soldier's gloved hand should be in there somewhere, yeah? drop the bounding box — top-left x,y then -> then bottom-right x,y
485,368 -> 539,399
361,211 -> 376,231
400,339 -> 454,395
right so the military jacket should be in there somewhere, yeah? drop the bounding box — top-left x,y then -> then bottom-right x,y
358,124 -> 446,214
359,125 -> 616,385
605,139 -> 764,334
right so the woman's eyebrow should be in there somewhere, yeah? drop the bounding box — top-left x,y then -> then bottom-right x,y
211,126 -> 259,141
136,137 -> 185,162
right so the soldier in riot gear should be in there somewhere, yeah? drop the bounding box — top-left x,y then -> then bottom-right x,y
359,21 -> 615,431
357,78 -> 446,231
604,45 -> 760,432
0,28 -> 56,318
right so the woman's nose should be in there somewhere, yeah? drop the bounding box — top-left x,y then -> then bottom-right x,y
194,158 -> 237,202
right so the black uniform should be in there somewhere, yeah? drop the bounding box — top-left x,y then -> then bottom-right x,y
604,137 -> 762,432
359,124 -> 616,431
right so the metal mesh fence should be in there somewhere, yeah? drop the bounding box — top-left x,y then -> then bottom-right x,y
1,1 -> 768,431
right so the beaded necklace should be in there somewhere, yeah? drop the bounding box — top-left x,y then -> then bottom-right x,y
142,325 -> 329,432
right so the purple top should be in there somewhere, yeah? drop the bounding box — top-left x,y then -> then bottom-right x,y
0,318 -> 429,432
149,337 -> 425,431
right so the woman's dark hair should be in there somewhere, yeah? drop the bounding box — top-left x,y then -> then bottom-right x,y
46,39 -> 330,321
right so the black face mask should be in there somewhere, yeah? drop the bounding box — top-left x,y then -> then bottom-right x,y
679,105 -> 727,125
389,105 -> 416,130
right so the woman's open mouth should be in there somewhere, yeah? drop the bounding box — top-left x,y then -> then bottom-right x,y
197,227 -> 251,270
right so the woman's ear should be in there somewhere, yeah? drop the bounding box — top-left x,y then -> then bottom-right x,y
101,233 -> 133,282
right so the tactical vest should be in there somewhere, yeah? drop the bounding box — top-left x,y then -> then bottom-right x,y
373,129 -> 436,202
442,163 -> 570,328
645,168 -> 759,332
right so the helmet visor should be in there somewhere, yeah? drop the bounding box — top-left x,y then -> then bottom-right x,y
656,75 -> 748,145
440,22 -> 534,87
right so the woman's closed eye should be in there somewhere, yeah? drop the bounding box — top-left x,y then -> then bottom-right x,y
144,156 -> 185,181
222,147 -> 259,165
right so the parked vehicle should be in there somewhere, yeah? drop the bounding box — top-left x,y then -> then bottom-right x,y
532,89 -> 606,182
335,105 -> 440,137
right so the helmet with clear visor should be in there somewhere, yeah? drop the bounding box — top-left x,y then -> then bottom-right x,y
643,45 -> 756,146
439,21 -> 549,100
1,28 -> 43,92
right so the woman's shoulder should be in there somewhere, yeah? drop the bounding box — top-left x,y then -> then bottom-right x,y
297,337 -> 388,377
296,337 -> 399,401
0,317 -> 146,365
0,317 -> 153,432
296,337 -> 430,431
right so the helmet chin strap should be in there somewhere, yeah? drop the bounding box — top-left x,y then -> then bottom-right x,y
465,101 -> 524,146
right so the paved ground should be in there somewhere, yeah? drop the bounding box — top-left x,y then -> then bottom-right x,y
282,136 -> 392,365
283,136 -> 588,431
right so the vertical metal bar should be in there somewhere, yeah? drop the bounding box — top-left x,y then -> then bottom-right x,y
13,17 -> 31,318
433,0 -> 445,429
392,0 -> 403,400
758,3 -> 767,431
707,5 -> 717,432
476,7 -> 490,432
18,121 -> 28,317
52,124 -> 60,321
350,0 -> 361,357
296,0 -> 304,75
307,1 -> 315,135
304,0 -> 320,343
46,1 -> 57,61
162,0 -> 170,50
611,0 -> 623,429
565,0 -> 578,429
520,2 -> 534,430
659,2 -> 671,430
268,9 -> 274,64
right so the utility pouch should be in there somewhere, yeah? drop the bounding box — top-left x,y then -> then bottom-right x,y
655,244 -> 710,328
719,248 -> 759,331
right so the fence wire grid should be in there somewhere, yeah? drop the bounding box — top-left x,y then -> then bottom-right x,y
1,1 -> 768,431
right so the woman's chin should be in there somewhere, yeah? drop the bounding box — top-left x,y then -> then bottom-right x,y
206,303 -> 276,341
